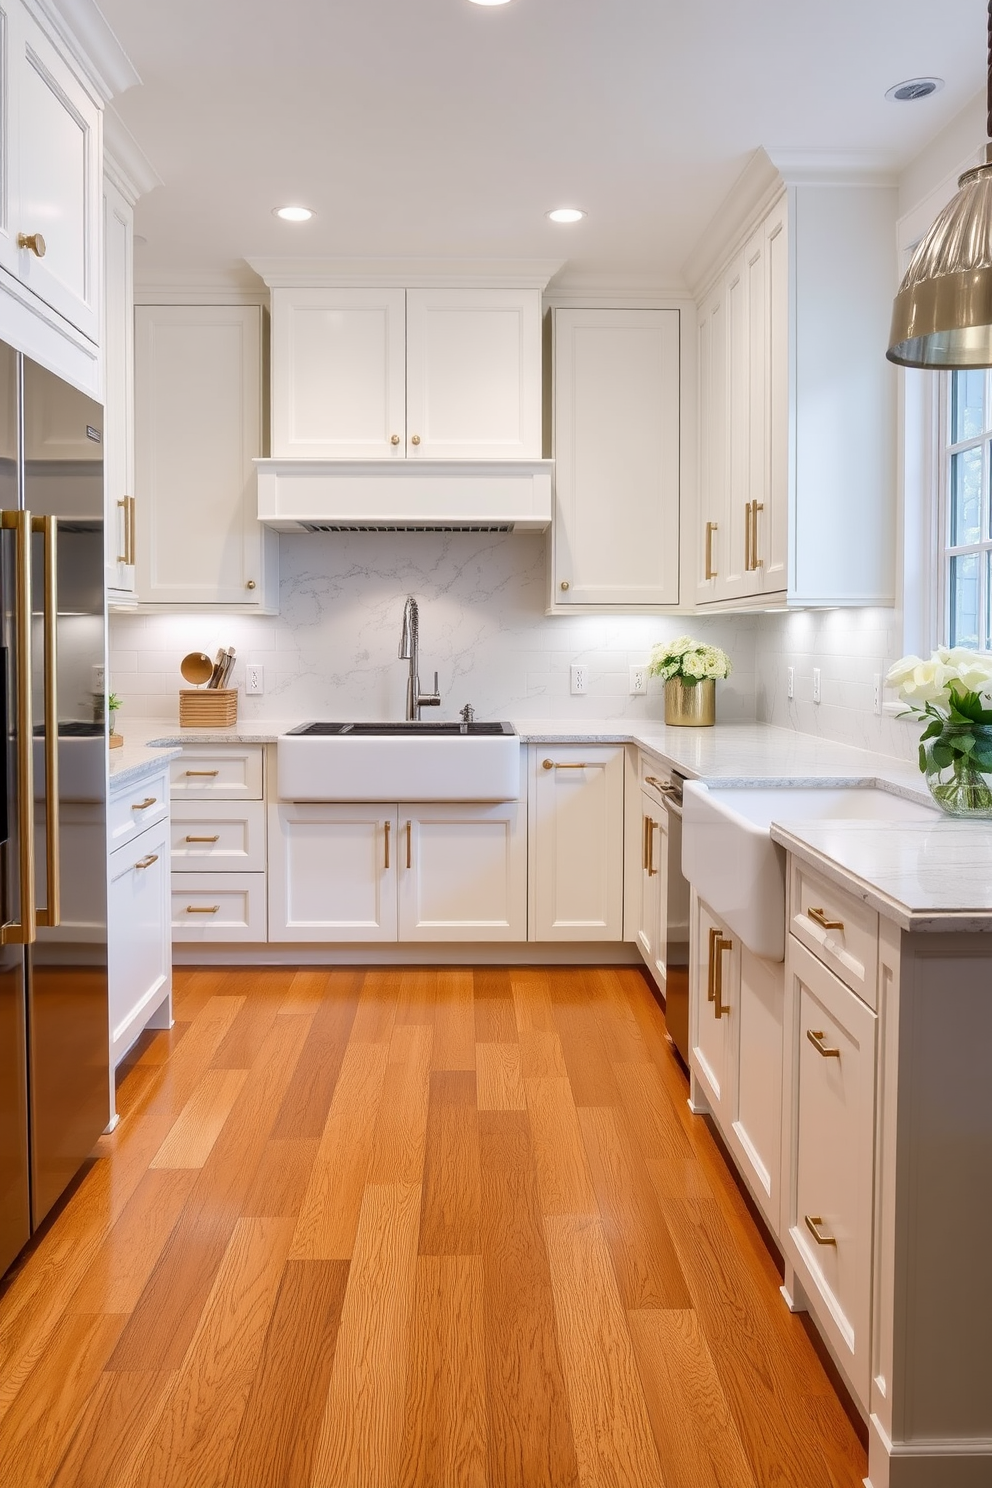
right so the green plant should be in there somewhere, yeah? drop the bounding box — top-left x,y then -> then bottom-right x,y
107,692 -> 121,713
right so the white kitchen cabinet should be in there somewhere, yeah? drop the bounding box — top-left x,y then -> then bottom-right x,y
133,305 -> 277,610
0,0 -> 102,347
783,937 -> 876,1406
551,308 -> 680,608
692,160 -> 896,609
169,747 -> 267,943
689,894 -> 736,1124
103,175 -> 136,602
108,809 -> 172,1070
635,784 -> 667,988
269,285 -> 542,461
529,745 -> 624,940
269,799 -> 526,944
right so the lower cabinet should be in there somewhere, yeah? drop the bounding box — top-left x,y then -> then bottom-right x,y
269,800 -> 527,943
528,745 -> 624,940
108,811 -> 172,1068
636,784 -> 668,988
689,892 -> 785,1233
170,748 -> 267,942
783,936 -> 876,1406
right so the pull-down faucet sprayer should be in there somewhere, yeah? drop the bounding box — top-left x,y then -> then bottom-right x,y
398,595 -> 441,721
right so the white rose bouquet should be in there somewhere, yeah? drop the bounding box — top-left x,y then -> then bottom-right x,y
886,646 -> 992,814
648,636 -> 732,685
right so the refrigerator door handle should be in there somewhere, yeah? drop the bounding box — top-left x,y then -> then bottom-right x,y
1,509 -> 36,945
33,515 -> 59,929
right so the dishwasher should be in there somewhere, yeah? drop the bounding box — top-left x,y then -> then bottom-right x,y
641,767 -> 691,1063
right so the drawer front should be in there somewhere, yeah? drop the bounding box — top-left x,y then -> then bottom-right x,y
108,770 -> 170,850
171,801 -> 265,872
170,746 -> 263,800
639,753 -> 680,809
789,859 -> 878,1009
171,872 -> 266,941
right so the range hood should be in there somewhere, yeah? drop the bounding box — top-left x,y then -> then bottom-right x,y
255,458 -> 554,533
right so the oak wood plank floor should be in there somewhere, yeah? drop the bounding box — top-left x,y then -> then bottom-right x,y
0,965 -> 869,1488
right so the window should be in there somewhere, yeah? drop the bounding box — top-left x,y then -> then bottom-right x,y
940,369 -> 992,650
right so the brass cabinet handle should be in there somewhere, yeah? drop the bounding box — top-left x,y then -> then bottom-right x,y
543,759 -> 588,770
17,231 -> 46,257
713,936 -> 732,1018
406,819 -> 412,869
706,925 -> 720,1002
117,499 -> 129,563
184,834 -> 220,843
646,817 -> 658,876
390,434 -> 401,446
744,500 -> 752,572
246,579 -> 256,590
135,853 -> 159,870
642,815 -> 650,872
185,769 -> 220,777
1,510 -> 36,946
807,905 -> 844,931
34,515 -> 59,930
126,496 -> 136,565
705,520 -> 718,580
186,904 -> 220,913
751,501 -> 764,569
132,797 -> 157,811
384,818 -> 391,870
410,434 -> 421,446
645,775 -> 679,796
559,580 -> 570,591
806,1029 -> 841,1059
804,1214 -> 837,1246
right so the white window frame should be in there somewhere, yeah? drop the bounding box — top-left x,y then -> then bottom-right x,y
936,370 -> 992,652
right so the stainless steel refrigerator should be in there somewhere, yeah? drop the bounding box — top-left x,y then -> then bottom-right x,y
0,339 -> 108,1279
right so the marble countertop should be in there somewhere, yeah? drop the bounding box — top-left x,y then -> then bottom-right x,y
114,714 -> 992,929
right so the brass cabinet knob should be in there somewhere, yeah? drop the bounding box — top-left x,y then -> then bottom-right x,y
560,580 -> 570,591
17,232 -> 46,258
246,579 -> 256,590
390,434 -> 401,445
410,434 -> 421,446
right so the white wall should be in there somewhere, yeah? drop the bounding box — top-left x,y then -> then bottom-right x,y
110,531 -> 757,725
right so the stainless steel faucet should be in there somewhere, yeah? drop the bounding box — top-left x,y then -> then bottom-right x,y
398,595 -> 441,720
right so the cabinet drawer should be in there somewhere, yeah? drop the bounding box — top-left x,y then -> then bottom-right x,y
171,801 -> 265,871
171,873 -> 266,941
789,859 -> 878,1009
170,746 -> 263,800
639,753 -> 680,808
108,770 -> 170,850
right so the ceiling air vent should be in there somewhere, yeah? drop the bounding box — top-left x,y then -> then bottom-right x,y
300,522 -> 514,534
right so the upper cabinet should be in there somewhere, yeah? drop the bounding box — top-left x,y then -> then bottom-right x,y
133,304 -> 277,611
103,175 -> 135,602
551,307 -> 681,608
267,284 -> 543,461
691,154 -> 897,611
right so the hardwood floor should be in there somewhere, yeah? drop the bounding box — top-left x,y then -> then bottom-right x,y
0,966 -> 869,1488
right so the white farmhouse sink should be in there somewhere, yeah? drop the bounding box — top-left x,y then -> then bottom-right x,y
682,782 -> 938,961
277,721 -> 521,802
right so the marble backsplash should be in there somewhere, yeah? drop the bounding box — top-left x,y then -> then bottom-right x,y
110,532 -> 758,725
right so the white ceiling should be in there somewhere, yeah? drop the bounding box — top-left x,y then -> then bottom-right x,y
98,0 -> 986,292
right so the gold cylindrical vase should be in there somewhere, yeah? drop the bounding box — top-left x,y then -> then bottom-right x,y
664,677 -> 715,727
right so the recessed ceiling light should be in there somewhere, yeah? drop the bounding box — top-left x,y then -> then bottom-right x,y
546,207 -> 586,224
273,205 -> 314,222
885,77 -> 943,102
468,0 -> 513,6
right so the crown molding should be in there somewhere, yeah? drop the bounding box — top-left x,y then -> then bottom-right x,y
26,0 -> 140,101
246,256 -> 564,290
104,108 -> 161,204
135,280 -> 269,306
544,266 -> 691,306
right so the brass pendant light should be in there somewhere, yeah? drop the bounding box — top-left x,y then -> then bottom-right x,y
888,1 -> 992,368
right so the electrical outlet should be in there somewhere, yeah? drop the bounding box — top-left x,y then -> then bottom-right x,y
812,667 -> 821,704
873,673 -> 882,715
786,665 -> 794,700
570,663 -> 588,696
245,664 -> 264,695
92,664 -> 105,693
629,664 -> 647,696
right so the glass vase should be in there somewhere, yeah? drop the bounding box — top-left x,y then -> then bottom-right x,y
921,722 -> 992,818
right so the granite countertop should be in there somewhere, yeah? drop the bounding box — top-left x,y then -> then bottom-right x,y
114,714 -> 992,930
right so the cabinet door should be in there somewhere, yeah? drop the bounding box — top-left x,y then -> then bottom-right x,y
720,253 -> 750,603
9,4 -> 101,343
689,896 -> 736,1122
269,287 -> 406,459
134,305 -> 275,607
636,787 -> 667,989
785,938 -> 876,1404
269,803 -> 397,942
553,308 -> 680,606
762,198 -> 789,596
529,746 -> 624,940
406,288 -> 542,460
108,817 -> 172,1066
729,945 -> 784,1233
397,802 -> 526,942
103,178 -> 136,599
